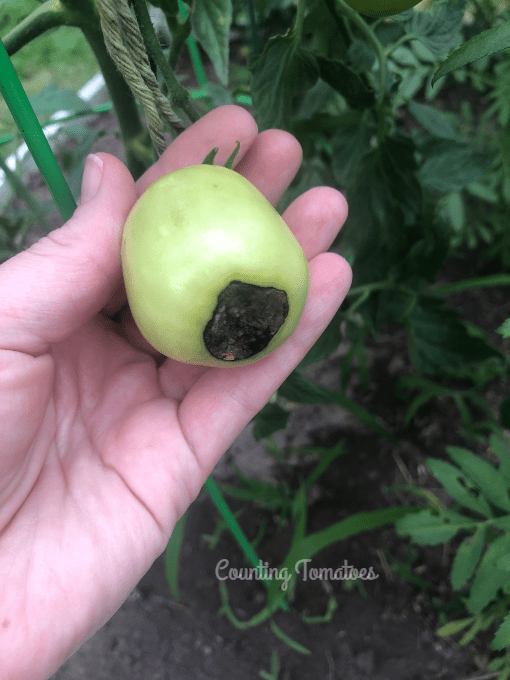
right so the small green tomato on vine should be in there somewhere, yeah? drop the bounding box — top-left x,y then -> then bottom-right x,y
121,146 -> 309,368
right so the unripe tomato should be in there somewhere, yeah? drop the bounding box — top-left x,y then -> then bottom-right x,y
121,165 -> 309,367
343,0 -> 422,17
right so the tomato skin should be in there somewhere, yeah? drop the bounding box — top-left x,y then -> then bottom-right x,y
121,165 -> 310,367
343,0 -> 421,17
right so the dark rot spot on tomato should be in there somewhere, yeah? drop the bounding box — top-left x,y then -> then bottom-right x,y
204,280 -> 289,361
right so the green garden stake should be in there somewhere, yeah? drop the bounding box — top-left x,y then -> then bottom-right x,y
0,37 -> 76,222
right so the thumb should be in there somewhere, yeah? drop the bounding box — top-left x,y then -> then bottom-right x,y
0,152 -> 137,355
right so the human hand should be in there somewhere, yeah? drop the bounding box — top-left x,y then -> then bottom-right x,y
0,105 -> 351,680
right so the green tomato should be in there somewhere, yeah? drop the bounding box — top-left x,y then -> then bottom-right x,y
343,0 -> 422,17
121,164 -> 310,368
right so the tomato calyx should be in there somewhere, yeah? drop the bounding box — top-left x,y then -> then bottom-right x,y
203,280 -> 289,361
202,141 -> 241,169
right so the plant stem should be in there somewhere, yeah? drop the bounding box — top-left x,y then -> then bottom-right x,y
293,0 -> 307,38
57,0 -> 152,179
1,0 -> 74,55
332,0 -> 389,138
177,0 -> 208,87
243,0 -> 262,55
346,280 -> 394,298
130,0 -> 199,124
434,274 -> 510,296
79,24 -> 152,180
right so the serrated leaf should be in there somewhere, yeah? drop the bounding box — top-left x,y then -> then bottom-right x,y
28,83 -> 92,117
315,55 -> 375,110
497,319 -> 510,339
406,295 -> 502,376
408,101 -> 461,141
451,525 -> 486,590
418,141 -> 497,192
338,134 -> 423,285
492,612 -> 510,651
395,508 -> 473,545
446,446 -> 510,512
426,458 -> 492,517
192,0 -> 232,86
249,34 -> 319,130
330,116 -> 375,186
433,20 -> 510,86
409,0 -> 465,56
252,401 -> 290,441
467,533 -> 510,614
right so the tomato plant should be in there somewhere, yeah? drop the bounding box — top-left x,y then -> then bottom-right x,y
121,164 -> 310,367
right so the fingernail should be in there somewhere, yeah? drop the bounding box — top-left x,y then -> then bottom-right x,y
81,154 -> 103,203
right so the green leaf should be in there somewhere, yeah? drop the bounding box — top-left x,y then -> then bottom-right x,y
330,114 -> 375,187
165,511 -> 187,601
28,83 -> 92,116
401,379 -> 451,425
314,55 -> 375,110
496,553 -> 510,571
385,483 -> 446,512
279,371 -> 395,442
418,140 -> 497,192
467,533 -> 510,614
436,616 -> 475,638
406,295 -> 502,376
497,319 -> 510,339
408,101 -> 461,141
407,0 -> 465,56
491,434 -> 510,486
426,458 -> 492,517
493,516 -> 510,532
266,506 -> 416,613
249,34 -> 319,130
304,440 -> 346,488
338,134 -> 422,285
192,0 -> 233,86
492,613 -> 510,651
487,656 -> 506,671
252,402 -> 290,441
446,446 -> 510,512
148,0 -> 179,13
451,525 -> 486,590
433,20 -> 510,86
395,508 -> 474,545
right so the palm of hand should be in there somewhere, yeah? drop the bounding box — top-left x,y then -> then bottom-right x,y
0,106 -> 350,680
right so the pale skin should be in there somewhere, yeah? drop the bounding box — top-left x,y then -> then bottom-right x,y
0,105 -> 351,680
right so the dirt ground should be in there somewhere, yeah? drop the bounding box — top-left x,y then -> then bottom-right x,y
11,99 -> 508,680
